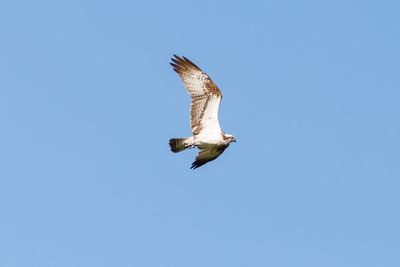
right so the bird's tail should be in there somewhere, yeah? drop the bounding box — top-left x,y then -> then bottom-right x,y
169,137 -> 192,153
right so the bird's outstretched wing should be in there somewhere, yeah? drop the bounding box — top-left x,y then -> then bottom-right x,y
170,55 -> 222,135
191,145 -> 228,169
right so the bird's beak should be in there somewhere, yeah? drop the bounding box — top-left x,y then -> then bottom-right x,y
233,138 -> 236,143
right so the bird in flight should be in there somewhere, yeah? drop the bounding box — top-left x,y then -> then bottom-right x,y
169,55 -> 236,169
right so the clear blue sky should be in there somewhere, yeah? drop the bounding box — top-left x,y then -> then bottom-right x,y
1,0 -> 399,266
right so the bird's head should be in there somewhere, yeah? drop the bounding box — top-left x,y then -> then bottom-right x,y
224,134 -> 236,144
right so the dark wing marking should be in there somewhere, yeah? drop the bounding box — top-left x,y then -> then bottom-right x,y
191,145 -> 228,169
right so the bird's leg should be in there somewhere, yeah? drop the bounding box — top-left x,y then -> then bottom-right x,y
183,137 -> 195,149
184,144 -> 195,149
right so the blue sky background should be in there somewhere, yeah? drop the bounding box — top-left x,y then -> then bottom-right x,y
1,0 -> 399,266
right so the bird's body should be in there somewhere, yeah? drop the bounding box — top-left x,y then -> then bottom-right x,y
169,55 -> 236,169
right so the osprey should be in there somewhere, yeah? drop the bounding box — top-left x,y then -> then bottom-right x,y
169,55 -> 236,169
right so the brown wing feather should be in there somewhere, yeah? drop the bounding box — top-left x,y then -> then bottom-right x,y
170,55 -> 222,134
191,145 -> 228,169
